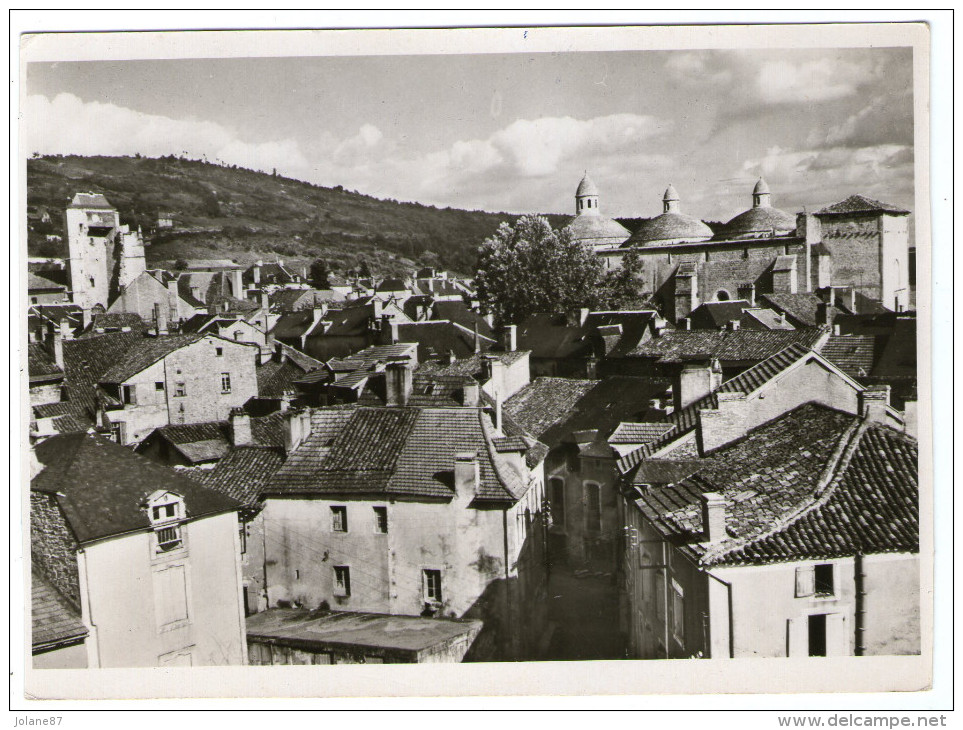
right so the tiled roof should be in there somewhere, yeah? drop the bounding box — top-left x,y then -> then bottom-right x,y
149,412 -> 285,461
818,335 -> 878,379
617,343 -> 820,473
32,569 -> 87,651
62,331 -> 144,418
631,403 -> 918,566
83,312 -> 150,336
631,459 -> 704,486
28,271 -> 68,291
515,313 -> 586,360
415,350 -> 528,380
28,343 -> 63,381
627,327 -> 827,363
689,301 -> 750,329
760,293 -> 842,327
327,344 -> 417,372
609,422 -> 675,445
504,376 -> 670,449
376,278 -> 408,292
99,334 -> 204,383
32,433 -> 240,544
814,195 -> 910,216
395,321 -> 495,360
515,310 -> 658,361
68,192 -> 113,209
740,308 -> 795,331
258,360 -> 309,398
432,301 -> 495,339
199,446 -> 286,506
32,401 -> 93,435
264,407 -> 524,503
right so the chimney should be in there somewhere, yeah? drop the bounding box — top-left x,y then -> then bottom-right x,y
727,319 -> 741,331
283,408 -> 311,453
229,407 -> 252,446
849,287 -> 857,314
153,302 -> 168,335
701,492 -> 727,543
502,324 -> 517,352
858,385 -> 890,424
371,299 -> 384,319
279,389 -> 296,412
816,301 -> 835,327
253,261 -> 262,285
494,396 -> 504,435
50,319 -> 68,368
697,391 -> 751,454
674,358 -> 722,411
230,268 -> 243,298
473,322 -> 481,354
462,380 -> 480,407
683,317 -> 691,331
260,289 -> 270,312
385,361 -> 414,406
454,452 -> 480,499
579,307 -> 590,326
737,283 -> 756,307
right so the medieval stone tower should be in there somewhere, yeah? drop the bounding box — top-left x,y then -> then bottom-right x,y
65,193 -> 146,314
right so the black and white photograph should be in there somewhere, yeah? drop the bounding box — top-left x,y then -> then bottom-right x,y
12,14 -> 948,712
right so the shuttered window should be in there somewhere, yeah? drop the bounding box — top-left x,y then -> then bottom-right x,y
795,566 -> 815,597
154,564 -> 188,629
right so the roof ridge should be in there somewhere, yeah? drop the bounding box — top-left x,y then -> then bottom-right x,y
701,417 -> 865,566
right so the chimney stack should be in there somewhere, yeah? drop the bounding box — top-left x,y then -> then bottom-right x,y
385,360 -> 414,406
229,407 -> 252,446
858,385 -> 891,424
462,380 -> 480,407
153,302 -> 168,335
579,307 -> 590,326
50,319 -> 69,368
737,283 -> 756,307
816,301 -> 835,328
454,452 -> 480,499
473,322 -> 481,354
253,261 -> 262,285
283,408 -> 311,453
279,389 -> 296,412
502,324 -> 517,353
260,289 -> 270,312
674,358 -> 722,411
727,319 -> 741,331
701,492 -> 727,543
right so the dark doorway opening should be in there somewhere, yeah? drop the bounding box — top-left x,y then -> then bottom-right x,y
808,614 -> 827,656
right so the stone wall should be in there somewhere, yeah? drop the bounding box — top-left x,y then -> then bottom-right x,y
30,492 -> 80,607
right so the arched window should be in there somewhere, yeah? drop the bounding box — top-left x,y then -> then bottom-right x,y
715,289 -> 731,301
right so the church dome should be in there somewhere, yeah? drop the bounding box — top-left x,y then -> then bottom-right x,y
626,185 -> 713,246
576,173 -> 600,198
564,214 -> 631,248
721,178 -> 796,238
722,207 -> 797,238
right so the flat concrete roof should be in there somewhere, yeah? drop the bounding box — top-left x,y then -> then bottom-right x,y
246,608 -> 482,654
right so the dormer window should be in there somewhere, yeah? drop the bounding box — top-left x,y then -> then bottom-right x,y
147,491 -> 186,555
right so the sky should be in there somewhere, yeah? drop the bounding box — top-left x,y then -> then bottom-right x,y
23,46 -> 915,221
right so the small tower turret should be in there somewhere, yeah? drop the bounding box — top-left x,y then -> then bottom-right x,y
575,172 -> 601,216
663,184 -> 681,214
752,177 -> 772,209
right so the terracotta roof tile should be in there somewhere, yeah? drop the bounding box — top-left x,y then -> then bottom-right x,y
32,569 -> 86,651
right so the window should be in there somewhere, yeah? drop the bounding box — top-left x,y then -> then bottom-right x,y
585,482 -> 602,532
331,506 -> 347,532
153,564 -> 188,629
373,506 -> 388,534
155,525 -> 183,552
333,566 -> 351,597
174,382 -> 187,397
671,579 -> 685,647
715,289 -> 731,301
549,478 -> 565,528
153,503 -> 179,522
89,277 -> 95,288
122,384 -> 137,405
234,330 -> 243,341
423,569 -> 443,604
814,564 -> 834,596
220,372 -> 232,393
108,421 -> 125,444
31,297 -> 38,305
155,381 -> 165,391
215,347 -> 223,357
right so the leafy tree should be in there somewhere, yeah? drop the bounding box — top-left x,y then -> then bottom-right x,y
308,258 -> 330,288
599,249 -> 648,309
357,258 -> 372,278
474,215 -> 605,325
173,259 -> 189,271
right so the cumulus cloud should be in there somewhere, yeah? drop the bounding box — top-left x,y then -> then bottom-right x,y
820,91 -> 914,148
736,143 -> 914,211
664,52 -> 734,86
755,57 -> 879,104
23,92 -> 308,173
